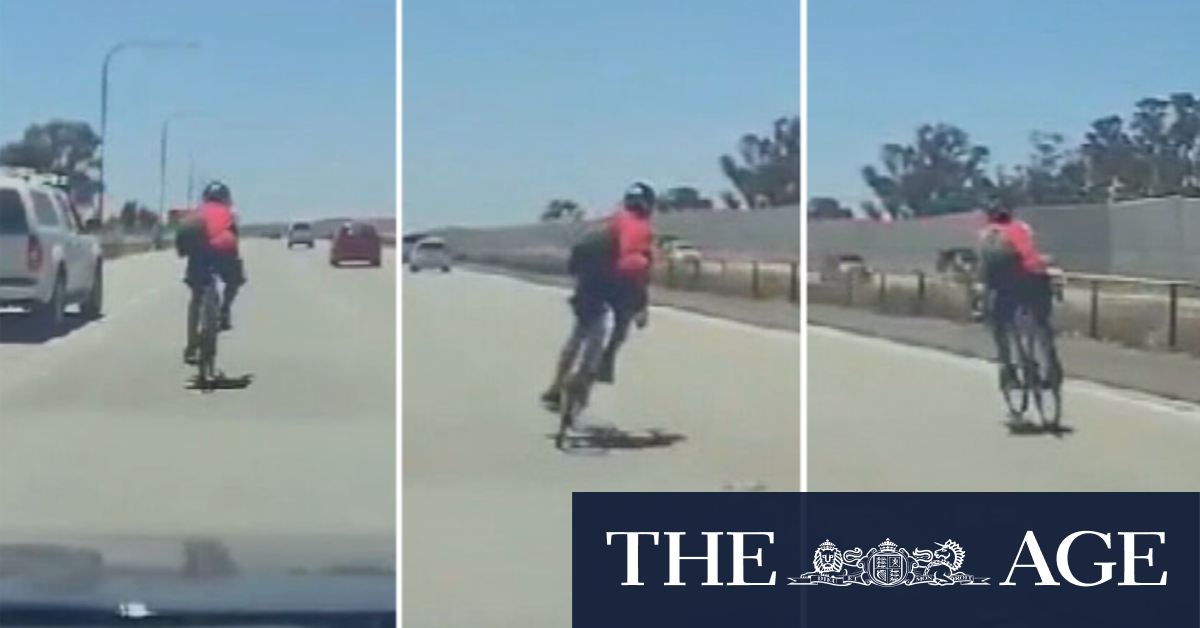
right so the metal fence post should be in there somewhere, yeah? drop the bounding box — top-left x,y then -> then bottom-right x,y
877,272 -> 886,309
691,258 -> 701,289
1089,280 -> 1100,339
752,261 -> 762,299
1167,283 -> 1179,350
916,271 -> 926,315
666,259 -> 676,288
789,262 -> 799,304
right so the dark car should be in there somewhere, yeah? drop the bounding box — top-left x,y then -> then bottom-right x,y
331,222 -> 383,267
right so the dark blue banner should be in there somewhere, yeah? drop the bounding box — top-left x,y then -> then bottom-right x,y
573,493 -> 1199,628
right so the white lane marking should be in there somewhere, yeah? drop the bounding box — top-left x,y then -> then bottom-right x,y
456,270 -> 800,343
809,325 -> 1200,417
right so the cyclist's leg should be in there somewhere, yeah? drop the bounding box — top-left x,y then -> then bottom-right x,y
596,278 -> 639,383
542,284 -> 602,403
215,253 -> 245,329
1029,273 -> 1061,381
990,285 -> 1018,384
182,253 -> 208,363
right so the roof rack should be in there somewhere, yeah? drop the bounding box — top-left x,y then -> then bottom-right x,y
0,167 -> 69,189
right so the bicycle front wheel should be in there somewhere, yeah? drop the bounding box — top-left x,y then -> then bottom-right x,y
1028,324 -> 1062,428
1001,328 -> 1029,418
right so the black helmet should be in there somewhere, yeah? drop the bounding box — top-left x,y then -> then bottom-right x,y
202,181 -> 232,205
983,193 -> 1013,220
623,181 -> 656,214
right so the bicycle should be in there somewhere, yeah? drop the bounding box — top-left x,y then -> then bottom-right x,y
999,302 -> 1063,429
196,276 -> 222,386
554,314 -> 608,450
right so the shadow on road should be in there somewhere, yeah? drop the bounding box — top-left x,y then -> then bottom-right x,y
551,424 -> 686,453
187,373 -> 255,393
0,312 -> 98,345
1004,416 -> 1074,438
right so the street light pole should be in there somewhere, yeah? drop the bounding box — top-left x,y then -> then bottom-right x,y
158,114 -> 205,224
97,39 -> 198,223
158,119 -> 170,224
186,154 -> 196,207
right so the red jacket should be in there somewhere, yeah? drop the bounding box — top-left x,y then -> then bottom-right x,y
982,218 -> 1046,275
197,201 -> 238,254
609,208 -> 653,282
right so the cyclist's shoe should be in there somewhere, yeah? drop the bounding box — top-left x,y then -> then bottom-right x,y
595,355 -> 615,384
571,375 -> 594,408
540,387 -> 562,410
183,345 -> 200,365
998,363 -> 1019,389
219,312 -> 233,332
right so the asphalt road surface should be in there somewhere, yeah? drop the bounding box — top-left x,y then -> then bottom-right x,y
403,270 -> 800,627
808,325 -> 1200,491
0,240 -> 396,542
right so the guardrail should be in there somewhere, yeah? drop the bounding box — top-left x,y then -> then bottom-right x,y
462,249 -> 800,304
809,268 -> 1200,356
97,233 -> 158,259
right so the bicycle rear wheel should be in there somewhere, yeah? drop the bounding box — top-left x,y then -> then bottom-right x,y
197,282 -> 220,383
1000,328 -> 1029,418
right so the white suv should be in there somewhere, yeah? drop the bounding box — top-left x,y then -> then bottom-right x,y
0,170 -> 104,332
287,221 -> 315,248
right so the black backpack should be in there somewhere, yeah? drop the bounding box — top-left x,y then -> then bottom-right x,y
568,226 -> 616,277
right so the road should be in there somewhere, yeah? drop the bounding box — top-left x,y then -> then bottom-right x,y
403,271 -> 800,627
808,325 -> 1200,491
0,240 -> 396,542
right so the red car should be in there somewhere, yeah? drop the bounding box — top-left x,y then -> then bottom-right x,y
330,222 -> 382,267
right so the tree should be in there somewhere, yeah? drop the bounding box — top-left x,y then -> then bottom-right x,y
719,190 -> 742,210
136,206 -> 160,230
119,201 -> 139,231
720,115 -> 800,208
860,201 -> 885,221
0,120 -> 102,206
660,186 -> 714,212
807,197 -> 852,220
540,199 -> 582,222
1002,132 -> 1089,206
861,123 -> 993,218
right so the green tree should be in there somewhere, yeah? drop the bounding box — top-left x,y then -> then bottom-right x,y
120,201 -> 139,231
862,123 -> 993,218
807,197 -> 852,220
660,186 -> 714,212
720,115 -> 800,208
540,199 -> 582,222
136,206 -> 160,230
0,120 -> 102,206
719,190 -> 742,210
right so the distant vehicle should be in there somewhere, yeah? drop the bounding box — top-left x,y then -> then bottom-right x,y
331,221 -> 382,267
935,247 -> 978,278
409,237 -> 451,273
819,253 -> 870,282
401,233 -> 430,263
0,170 -> 104,332
663,240 -> 702,265
287,221 -> 315,249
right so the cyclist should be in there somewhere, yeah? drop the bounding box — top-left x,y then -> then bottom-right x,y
540,182 -> 655,407
976,195 -> 1060,388
176,181 -> 246,365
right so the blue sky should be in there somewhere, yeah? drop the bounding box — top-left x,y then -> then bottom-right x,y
403,0 -> 800,230
0,0 -> 395,221
809,0 -> 1200,207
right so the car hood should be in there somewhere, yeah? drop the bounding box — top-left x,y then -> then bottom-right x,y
0,533 -> 394,615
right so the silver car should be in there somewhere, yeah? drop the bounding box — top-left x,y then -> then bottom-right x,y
409,237 -> 451,273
